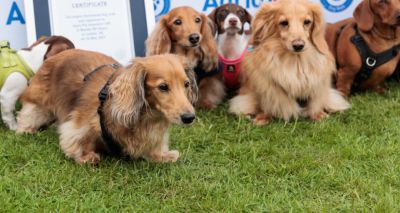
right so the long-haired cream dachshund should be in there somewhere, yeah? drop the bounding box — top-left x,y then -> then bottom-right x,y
17,50 -> 198,164
229,0 -> 350,125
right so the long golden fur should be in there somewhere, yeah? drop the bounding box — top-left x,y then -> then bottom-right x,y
146,6 -> 225,109
16,50 -> 198,164
229,0 -> 350,125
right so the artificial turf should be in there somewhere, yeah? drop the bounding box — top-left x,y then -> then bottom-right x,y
1,84 -> 400,211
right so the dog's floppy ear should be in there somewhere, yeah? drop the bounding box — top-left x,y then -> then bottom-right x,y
353,0 -> 374,32
145,16 -> 172,56
207,8 -> 218,35
310,4 -> 331,56
244,9 -> 252,24
109,59 -> 147,127
43,36 -> 75,60
200,14 -> 218,71
252,4 -> 277,46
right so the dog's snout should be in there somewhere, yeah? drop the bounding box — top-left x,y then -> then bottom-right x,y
188,34 -> 200,45
180,113 -> 195,124
292,40 -> 305,52
229,18 -> 238,26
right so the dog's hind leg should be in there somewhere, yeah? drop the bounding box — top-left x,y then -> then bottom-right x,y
16,102 -> 54,133
59,120 -> 100,164
198,76 -> 226,109
324,88 -> 350,113
0,73 -> 28,130
229,93 -> 258,117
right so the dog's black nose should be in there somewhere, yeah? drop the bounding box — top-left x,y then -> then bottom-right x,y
293,44 -> 304,52
189,34 -> 200,45
180,113 -> 195,124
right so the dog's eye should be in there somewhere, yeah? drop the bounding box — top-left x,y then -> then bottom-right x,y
279,20 -> 289,27
237,10 -> 245,17
174,19 -> 182,25
195,17 -> 201,23
158,84 -> 169,92
304,19 -> 312,26
184,80 -> 190,88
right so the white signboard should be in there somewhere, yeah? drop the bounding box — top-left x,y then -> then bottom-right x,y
0,0 -> 27,49
153,0 -> 362,23
48,0 -> 135,64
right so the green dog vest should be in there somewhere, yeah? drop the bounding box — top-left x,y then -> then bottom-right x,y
0,40 -> 34,88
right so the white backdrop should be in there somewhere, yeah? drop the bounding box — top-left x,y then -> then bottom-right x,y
154,0 -> 361,23
0,0 -> 362,50
0,0 -> 26,49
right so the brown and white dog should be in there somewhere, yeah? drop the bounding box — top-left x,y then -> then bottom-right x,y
208,3 -> 252,89
229,0 -> 349,125
0,36 -> 74,130
146,6 -> 224,109
16,51 -> 197,164
326,0 -> 400,96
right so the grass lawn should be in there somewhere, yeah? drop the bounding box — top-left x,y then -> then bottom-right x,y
1,84 -> 400,212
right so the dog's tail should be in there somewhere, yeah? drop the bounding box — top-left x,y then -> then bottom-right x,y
229,93 -> 258,116
324,88 -> 350,112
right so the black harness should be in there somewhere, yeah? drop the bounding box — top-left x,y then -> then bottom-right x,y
84,63 -> 123,156
194,64 -> 221,81
350,25 -> 400,89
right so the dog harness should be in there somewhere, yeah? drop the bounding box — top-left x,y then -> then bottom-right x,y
194,65 -> 221,82
350,25 -> 400,89
218,47 -> 247,89
0,40 -> 34,88
84,63 -> 123,157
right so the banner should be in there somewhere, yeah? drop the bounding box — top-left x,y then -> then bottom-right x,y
0,0 -> 27,49
153,0 -> 362,23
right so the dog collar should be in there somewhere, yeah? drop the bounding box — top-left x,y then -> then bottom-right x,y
218,47 -> 247,89
0,40 -> 34,88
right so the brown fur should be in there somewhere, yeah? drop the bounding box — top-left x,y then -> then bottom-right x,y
146,6 -> 225,109
17,50 -> 197,164
229,0 -> 349,124
22,36 -> 75,59
326,0 -> 400,96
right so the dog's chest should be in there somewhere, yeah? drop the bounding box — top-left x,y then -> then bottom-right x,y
217,33 -> 247,59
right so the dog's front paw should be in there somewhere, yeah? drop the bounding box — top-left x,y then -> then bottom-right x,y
162,150 -> 180,163
310,111 -> 328,121
76,152 -> 101,165
252,113 -> 270,125
7,122 -> 18,131
198,99 -> 217,109
16,127 -> 36,134
373,86 -> 387,94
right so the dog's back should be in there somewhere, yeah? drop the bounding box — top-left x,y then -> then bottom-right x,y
21,49 -> 117,121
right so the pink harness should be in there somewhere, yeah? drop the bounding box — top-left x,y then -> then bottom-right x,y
218,48 -> 247,89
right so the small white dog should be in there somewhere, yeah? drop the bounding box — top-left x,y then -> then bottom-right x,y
0,36 -> 74,130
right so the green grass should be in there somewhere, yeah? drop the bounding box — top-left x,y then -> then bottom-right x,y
1,84 -> 400,212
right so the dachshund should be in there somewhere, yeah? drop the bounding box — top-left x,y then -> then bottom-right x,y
16,51 -> 198,164
229,0 -> 349,125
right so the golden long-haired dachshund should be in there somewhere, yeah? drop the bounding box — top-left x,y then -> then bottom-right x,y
229,0 -> 350,125
17,50 -> 198,164
146,6 -> 225,109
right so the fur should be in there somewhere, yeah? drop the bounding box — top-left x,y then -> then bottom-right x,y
326,0 -> 400,96
229,0 -> 349,125
146,6 -> 224,109
0,36 -> 74,130
17,51 -> 198,164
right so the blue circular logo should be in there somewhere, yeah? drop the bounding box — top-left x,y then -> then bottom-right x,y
153,0 -> 171,21
320,0 -> 353,13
